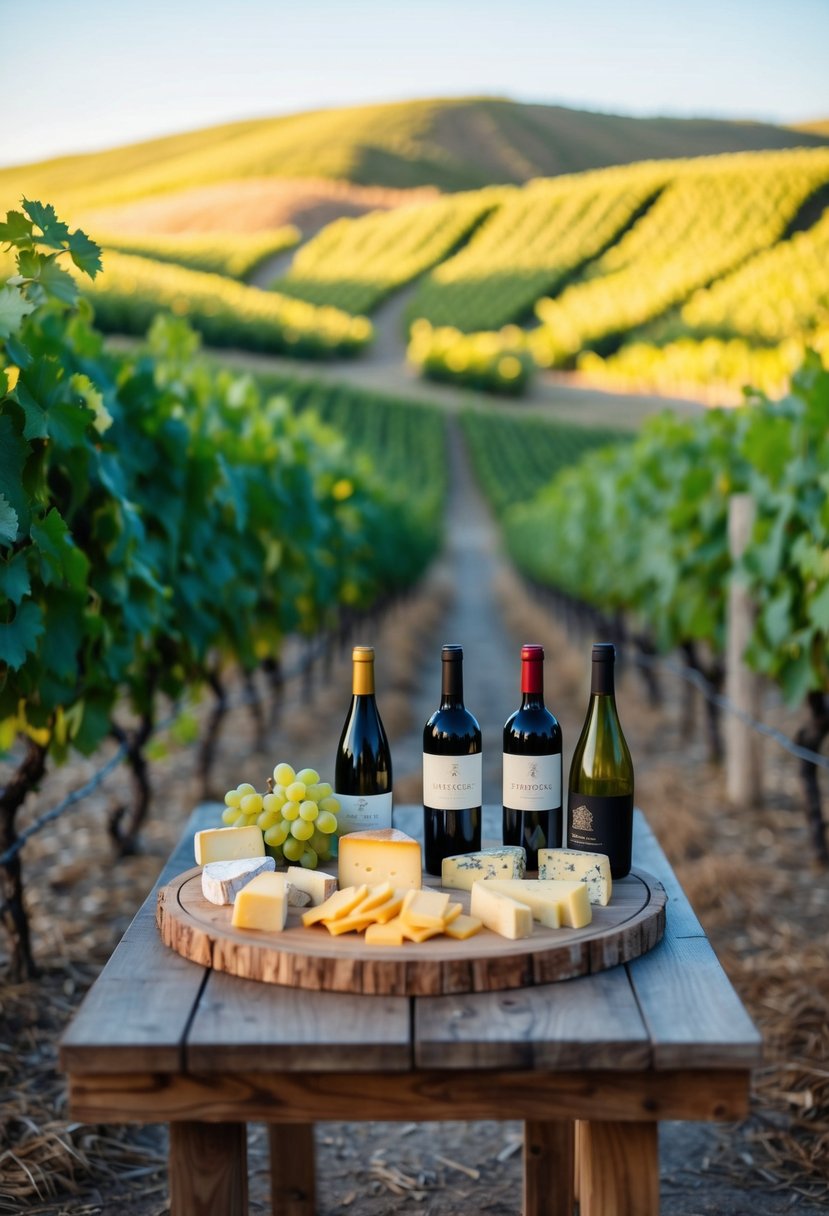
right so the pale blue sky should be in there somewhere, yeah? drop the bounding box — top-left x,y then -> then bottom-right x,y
3,0 -> 828,167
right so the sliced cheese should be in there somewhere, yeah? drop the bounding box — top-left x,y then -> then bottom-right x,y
538,848 -> 612,906
302,884 -> 368,927
400,888 -> 450,929
194,825 -> 264,866
444,902 -> 463,924
470,883 -> 533,940
231,872 -> 287,932
338,828 -> 422,890
444,913 -> 483,941
352,882 -> 395,915
441,846 -> 526,891
481,878 -> 592,929
201,856 -> 275,905
365,919 -> 405,946
285,866 -> 337,906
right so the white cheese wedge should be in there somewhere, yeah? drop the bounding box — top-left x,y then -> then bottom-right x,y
441,846 -> 526,891
194,825 -> 264,866
480,878 -> 592,929
470,883 -> 533,940
201,856 -> 275,905
285,866 -> 337,906
538,848 -> 612,906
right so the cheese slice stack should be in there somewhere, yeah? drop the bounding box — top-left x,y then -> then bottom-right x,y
303,882 -> 482,944
538,848 -> 612,906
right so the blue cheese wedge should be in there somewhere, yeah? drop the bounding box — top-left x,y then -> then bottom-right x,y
441,846 -> 526,892
538,848 -> 612,906
201,856 -> 275,905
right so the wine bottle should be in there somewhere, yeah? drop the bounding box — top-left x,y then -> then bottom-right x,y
422,644 -> 482,876
502,643 -> 562,870
567,642 -> 634,879
334,646 -> 393,835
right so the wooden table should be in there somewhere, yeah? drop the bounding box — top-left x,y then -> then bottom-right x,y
60,805 -> 762,1215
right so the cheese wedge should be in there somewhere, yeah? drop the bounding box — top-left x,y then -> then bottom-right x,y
201,856 -> 275,905
285,866 -> 337,906
480,878 -> 592,929
441,846 -> 526,891
400,888 -> 451,929
444,913 -> 483,941
194,825 -> 264,866
302,884 -> 368,927
231,872 -> 287,931
338,828 -> 422,889
538,848 -> 612,906
470,883 -> 533,940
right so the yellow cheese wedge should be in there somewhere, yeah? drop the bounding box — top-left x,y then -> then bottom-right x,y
285,866 -> 338,906
231,872 -> 287,932
338,828 -> 422,890
365,918 -> 406,946
302,884 -> 368,927
480,878 -> 592,929
400,888 -> 451,929
470,883 -> 533,940
444,913 -> 483,941
194,825 -> 264,866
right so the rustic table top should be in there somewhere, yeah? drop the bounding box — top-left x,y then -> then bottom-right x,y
60,804 -> 762,1080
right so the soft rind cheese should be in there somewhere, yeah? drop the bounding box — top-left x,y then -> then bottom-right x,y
194,825 -> 264,866
480,878 -> 592,929
201,856 -> 275,905
441,846 -> 526,892
338,828 -> 422,890
538,848 -> 612,906
231,872 -> 287,932
470,883 -> 533,940
285,866 -> 337,906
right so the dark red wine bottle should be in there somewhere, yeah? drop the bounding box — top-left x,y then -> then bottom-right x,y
422,645 -> 482,876
502,644 -> 562,869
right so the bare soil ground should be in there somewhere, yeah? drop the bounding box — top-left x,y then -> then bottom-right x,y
2,421 -> 827,1215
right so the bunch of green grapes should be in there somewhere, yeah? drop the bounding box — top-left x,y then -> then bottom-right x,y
223,763 -> 340,869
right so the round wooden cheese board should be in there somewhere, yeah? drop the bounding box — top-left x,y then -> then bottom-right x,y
156,866 -> 667,996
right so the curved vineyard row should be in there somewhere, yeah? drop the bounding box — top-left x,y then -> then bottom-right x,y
97,225 -> 301,280
273,190 -> 502,316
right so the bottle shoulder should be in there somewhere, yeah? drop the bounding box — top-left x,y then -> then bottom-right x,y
424,704 -> 482,747
503,704 -> 561,750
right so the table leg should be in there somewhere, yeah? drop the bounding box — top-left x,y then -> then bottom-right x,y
579,1120 -> 659,1216
270,1123 -> 316,1216
169,1121 -> 248,1215
524,1120 -> 574,1216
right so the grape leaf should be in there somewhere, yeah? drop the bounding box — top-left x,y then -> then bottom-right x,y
70,373 -> 112,433
0,210 -> 32,245
38,255 -> 78,306
0,493 -> 19,545
68,228 -> 102,278
0,417 -> 28,524
807,582 -> 829,632
23,199 -> 69,249
0,599 -> 44,669
0,551 -> 30,604
0,284 -> 35,339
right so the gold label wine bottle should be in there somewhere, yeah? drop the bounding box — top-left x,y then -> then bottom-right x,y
422,644 -> 482,875
334,646 -> 393,835
567,642 -> 633,879
503,643 -> 562,870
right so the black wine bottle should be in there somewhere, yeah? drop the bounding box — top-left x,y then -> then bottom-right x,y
502,644 -> 562,870
334,646 -> 393,835
422,644 -> 482,876
567,642 -> 634,879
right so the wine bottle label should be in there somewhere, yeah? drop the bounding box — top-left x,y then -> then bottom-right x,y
423,752 -> 482,810
502,752 -> 562,811
334,792 -> 393,836
567,792 -> 633,870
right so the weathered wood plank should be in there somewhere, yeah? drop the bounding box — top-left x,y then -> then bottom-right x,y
414,967 -> 650,1070
270,1124 -> 315,1216
524,1120 -> 574,1216
68,1067 -> 752,1125
186,970 -> 412,1072
627,933 -> 762,1069
631,812 -> 705,939
169,1121 -> 248,1216
579,1121 -> 658,1216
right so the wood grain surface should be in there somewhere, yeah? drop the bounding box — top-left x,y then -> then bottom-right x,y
157,864 -> 667,996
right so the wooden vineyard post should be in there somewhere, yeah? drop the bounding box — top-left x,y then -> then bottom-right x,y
726,494 -> 763,808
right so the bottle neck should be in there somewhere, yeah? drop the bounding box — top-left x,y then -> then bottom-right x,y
353,660 -> 375,697
521,658 -> 544,705
590,657 -> 615,697
441,660 -> 464,708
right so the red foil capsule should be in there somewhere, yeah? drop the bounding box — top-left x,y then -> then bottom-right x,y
521,644 -> 544,695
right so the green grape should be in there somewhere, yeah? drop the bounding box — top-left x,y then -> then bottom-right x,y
300,847 -> 319,870
282,835 -> 305,862
221,807 -> 238,826
257,809 -> 279,831
237,782 -> 256,797
273,762 -> 295,787
314,782 -> 333,801
286,781 -> 307,803
319,796 -> 340,815
281,800 -> 301,821
230,809 -> 249,826
265,822 -> 290,847
262,791 -> 284,814
271,784 -> 287,801
299,800 -> 319,822
316,811 -> 338,834
295,767 -> 320,786
240,792 -> 263,816
290,818 -> 315,841
246,813 -> 262,827
311,829 -> 328,854
305,784 -> 324,802
224,790 -> 242,808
